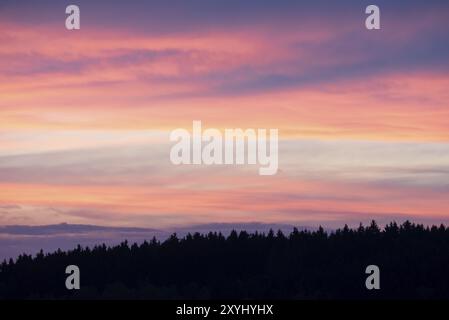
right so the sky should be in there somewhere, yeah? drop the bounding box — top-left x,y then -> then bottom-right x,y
1,0 -> 449,231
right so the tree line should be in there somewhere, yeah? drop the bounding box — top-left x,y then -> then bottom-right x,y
1,220 -> 449,299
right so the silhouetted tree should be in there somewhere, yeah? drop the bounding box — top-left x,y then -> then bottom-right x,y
0,221 -> 448,299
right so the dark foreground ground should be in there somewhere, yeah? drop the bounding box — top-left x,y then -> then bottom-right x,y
1,221 -> 448,299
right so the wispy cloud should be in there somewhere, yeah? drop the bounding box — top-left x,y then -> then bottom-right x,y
0,1 -> 448,230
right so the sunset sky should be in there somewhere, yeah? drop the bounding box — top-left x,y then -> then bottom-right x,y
1,0 -> 449,229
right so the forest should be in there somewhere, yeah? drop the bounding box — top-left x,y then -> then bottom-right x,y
1,220 -> 449,299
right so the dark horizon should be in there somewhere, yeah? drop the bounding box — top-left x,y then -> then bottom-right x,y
2,220 -> 448,299
1,219 -> 448,262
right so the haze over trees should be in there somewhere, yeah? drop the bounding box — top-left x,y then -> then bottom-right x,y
1,221 -> 448,299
